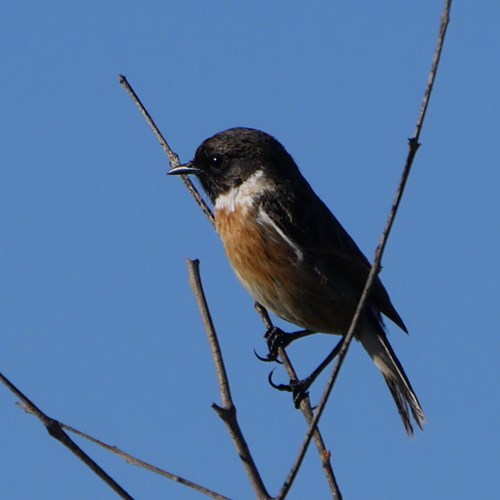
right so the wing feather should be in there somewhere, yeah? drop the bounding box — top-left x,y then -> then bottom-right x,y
259,179 -> 408,333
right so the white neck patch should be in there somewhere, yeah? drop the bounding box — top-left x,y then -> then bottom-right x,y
214,169 -> 274,213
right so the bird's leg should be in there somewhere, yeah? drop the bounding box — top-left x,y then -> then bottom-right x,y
268,337 -> 343,407
256,327 -> 316,362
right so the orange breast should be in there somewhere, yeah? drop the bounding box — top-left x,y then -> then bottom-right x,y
216,207 -> 295,307
215,206 -> 349,334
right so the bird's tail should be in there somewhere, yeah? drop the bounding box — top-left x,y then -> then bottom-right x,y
359,329 -> 425,437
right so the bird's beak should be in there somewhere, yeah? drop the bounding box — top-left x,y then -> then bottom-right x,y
168,162 -> 199,175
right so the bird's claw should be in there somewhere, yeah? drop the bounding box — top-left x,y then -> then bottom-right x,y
253,348 -> 283,364
268,370 -> 310,408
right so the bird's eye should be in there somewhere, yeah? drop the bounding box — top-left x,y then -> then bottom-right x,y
209,156 -> 224,169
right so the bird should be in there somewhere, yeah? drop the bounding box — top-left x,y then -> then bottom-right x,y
168,127 -> 425,436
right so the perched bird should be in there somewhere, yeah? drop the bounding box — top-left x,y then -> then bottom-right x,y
169,127 -> 425,436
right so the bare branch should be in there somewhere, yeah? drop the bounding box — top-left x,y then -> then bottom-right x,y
0,372 -> 133,500
187,259 -> 271,500
254,304 -> 342,498
53,417 -> 230,500
277,2 -> 453,497
414,1 -> 452,142
119,75 -> 215,226
187,259 -> 233,408
12,399 -> 230,500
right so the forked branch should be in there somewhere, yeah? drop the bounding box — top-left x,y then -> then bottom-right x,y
188,259 -> 271,499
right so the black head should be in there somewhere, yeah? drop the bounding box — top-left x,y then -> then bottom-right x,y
168,128 -> 301,202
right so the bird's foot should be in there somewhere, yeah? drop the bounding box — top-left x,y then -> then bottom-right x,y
254,326 -> 289,362
255,327 -> 315,363
268,370 -> 313,408
265,326 -> 290,360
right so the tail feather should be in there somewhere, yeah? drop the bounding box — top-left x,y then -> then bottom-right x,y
359,329 -> 425,437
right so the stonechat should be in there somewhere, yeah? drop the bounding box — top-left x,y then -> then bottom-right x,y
169,127 -> 425,436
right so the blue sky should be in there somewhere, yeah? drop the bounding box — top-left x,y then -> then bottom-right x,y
2,2 -> 499,499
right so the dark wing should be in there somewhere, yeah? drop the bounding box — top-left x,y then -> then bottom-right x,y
259,180 -> 408,333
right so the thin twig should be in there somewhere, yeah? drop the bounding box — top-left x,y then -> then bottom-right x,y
0,372 -> 133,500
188,259 -> 233,408
11,400 -> 229,500
12,396 -> 230,500
119,75 -> 215,226
255,304 -> 342,499
187,259 -> 271,500
277,2 -> 452,497
48,415 -> 229,500
413,1 -> 452,142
